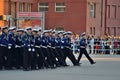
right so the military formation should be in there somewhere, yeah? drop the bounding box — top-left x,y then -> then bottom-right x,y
0,26 -> 95,71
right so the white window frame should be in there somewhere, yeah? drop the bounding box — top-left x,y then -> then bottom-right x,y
90,3 -> 95,18
27,3 -> 32,12
19,3 -> 24,12
55,2 -> 66,12
38,2 -> 49,12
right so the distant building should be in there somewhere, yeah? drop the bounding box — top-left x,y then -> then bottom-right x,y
0,0 -> 5,27
0,0 -> 37,28
0,0 -> 120,36
105,0 -> 120,36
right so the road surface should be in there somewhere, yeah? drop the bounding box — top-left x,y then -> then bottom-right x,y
0,54 -> 120,80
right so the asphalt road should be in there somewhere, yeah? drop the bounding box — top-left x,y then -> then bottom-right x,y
0,54 -> 120,80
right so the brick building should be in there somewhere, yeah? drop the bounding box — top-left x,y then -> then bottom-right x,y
37,0 -> 87,34
105,0 -> 120,36
37,0 -> 120,36
90,0 -> 120,36
0,0 -> 37,28
0,0 -> 5,27
0,0 -> 120,36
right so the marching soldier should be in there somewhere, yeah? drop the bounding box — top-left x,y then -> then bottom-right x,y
34,29 -> 49,69
41,30 -> 54,68
55,31 -> 68,66
14,29 -> 24,69
47,30 -> 59,67
77,32 -> 96,64
50,30 -> 68,67
0,27 -> 9,70
0,27 -> 2,70
61,31 -> 79,66
22,27 -> 35,71
7,26 -> 17,69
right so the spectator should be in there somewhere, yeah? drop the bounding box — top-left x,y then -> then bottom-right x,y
89,36 -> 95,54
105,38 -> 111,54
99,37 -> 105,54
113,37 -> 119,54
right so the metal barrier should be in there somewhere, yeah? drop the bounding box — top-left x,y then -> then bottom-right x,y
72,40 -> 120,55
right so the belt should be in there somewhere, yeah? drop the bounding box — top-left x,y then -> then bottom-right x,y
66,47 -> 71,49
27,45 -> 30,47
26,44 -> 34,47
35,46 -> 40,48
8,44 -> 12,46
56,46 -> 60,48
80,46 -> 86,48
47,45 -> 51,48
51,47 -> 55,49
0,44 -> 7,47
41,46 -> 47,48
15,45 -> 21,48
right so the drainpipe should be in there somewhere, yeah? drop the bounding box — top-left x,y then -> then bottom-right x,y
100,0 -> 103,36
104,0 -> 107,35
9,0 -> 11,15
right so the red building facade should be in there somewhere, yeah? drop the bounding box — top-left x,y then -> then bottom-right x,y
37,0 -> 87,34
3,0 -> 37,27
1,0 -> 120,36
37,0 -> 120,36
105,0 -> 120,36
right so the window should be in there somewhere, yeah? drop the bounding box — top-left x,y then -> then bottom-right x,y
107,27 -> 110,34
114,27 -> 116,36
107,5 -> 110,18
112,5 -> 117,19
38,2 -> 49,12
93,27 -> 95,35
19,3 -> 24,12
90,27 -> 92,34
27,3 -> 32,12
55,2 -> 66,12
11,2 -> 15,16
90,27 -> 95,35
90,3 -> 96,18
118,6 -> 120,19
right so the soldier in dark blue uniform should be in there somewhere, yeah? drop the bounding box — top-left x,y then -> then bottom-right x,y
29,29 -> 41,70
34,29 -> 49,69
55,31 -> 68,66
7,26 -> 17,69
41,30 -> 54,68
0,27 -> 9,70
77,32 -> 96,64
0,27 -> 2,70
14,29 -> 24,69
50,30 -> 68,67
22,27 -> 35,71
61,31 -> 79,66
47,30 -> 59,68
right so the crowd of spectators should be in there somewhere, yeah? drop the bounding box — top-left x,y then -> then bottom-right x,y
72,34 -> 120,55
